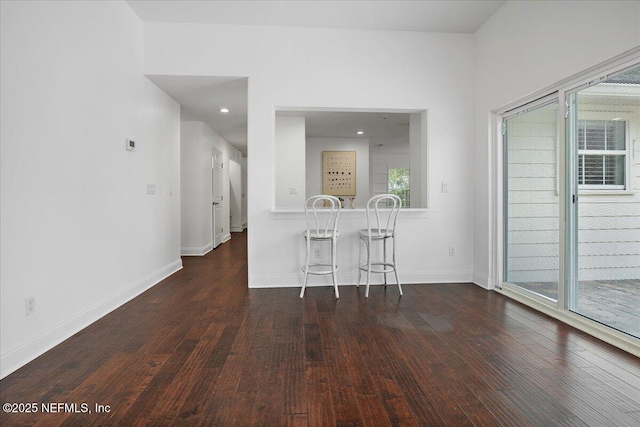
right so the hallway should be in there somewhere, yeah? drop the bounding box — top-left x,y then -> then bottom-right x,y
1,232 -> 639,426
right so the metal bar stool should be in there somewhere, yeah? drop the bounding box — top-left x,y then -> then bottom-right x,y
358,194 -> 402,298
301,195 -> 341,298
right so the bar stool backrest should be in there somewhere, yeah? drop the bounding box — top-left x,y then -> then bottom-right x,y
305,195 -> 341,238
366,194 -> 402,237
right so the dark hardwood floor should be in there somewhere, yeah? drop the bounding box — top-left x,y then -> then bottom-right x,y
2,231 -> 639,426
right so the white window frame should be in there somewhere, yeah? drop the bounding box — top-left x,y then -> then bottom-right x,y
577,119 -> 629,190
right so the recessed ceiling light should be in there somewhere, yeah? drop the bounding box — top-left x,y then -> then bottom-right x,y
356,131 -> 364,135
220,108 -> 230,113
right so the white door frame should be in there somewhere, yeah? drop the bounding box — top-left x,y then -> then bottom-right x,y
212,148 -> 223,248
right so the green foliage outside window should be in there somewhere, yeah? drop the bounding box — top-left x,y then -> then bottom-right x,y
388,167 -> 410,208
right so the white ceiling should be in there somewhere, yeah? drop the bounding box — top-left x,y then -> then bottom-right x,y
278,110 -> 412,152
146,76 -> 248,154
134,1 -> 507,155
127,1 -> 506,34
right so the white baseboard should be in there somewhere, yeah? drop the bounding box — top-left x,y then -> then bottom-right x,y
0,259 -> 183,379
400,271 -> 473,284
221,233 -> 232,243
231,226 -> 244,232
472,273 -> 492,290
181,242 -> 213,256
248,271 -> 473,288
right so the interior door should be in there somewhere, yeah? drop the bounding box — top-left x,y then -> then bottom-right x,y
212,149 -> 223,248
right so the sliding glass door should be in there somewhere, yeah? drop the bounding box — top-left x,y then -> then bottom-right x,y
567,65 -> 640,339
504,100 -> 560,301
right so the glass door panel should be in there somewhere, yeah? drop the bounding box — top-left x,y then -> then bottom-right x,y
504,101 -> 560,301
568,65 -> 640,338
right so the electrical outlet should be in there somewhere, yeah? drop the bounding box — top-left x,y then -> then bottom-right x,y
25,296 -> 35,316
449,246 -> 455,256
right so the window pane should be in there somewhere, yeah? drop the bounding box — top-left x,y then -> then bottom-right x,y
582,155 -> 605,185
578,155 -> 583,185
569,64 -> 640,339
388,167 -> 410,208
504,101 -> 559,301
584,120 -> 606,150
607,121 -> 625,150
604,155 -> 624,185
580,155 -> 624,186
578,120 -> 626,151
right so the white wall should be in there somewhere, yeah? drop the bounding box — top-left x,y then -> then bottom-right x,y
409,112 -> 427,208
181,121 -> 240,254
275,117 -> 306,208
473,0 -> 640,288
144,23 -> 476,288
241,156 -> 248,227
181,123 -> 205,252
229,159 -> 243,232
306,137 -> 370,208
0,1 -> 181,378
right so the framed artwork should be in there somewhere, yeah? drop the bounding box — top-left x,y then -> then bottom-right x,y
322,151 -> 356,196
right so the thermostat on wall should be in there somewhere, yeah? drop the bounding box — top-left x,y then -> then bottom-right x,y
126,138 -> 135,151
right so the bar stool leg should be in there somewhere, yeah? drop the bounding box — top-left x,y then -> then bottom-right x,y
383,238 -> 388,288
331,236 -> 339,298
365,236 -> 372,298
393,235 -> 402,296
357,236 -> 363,287
300,236 -> 310,298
